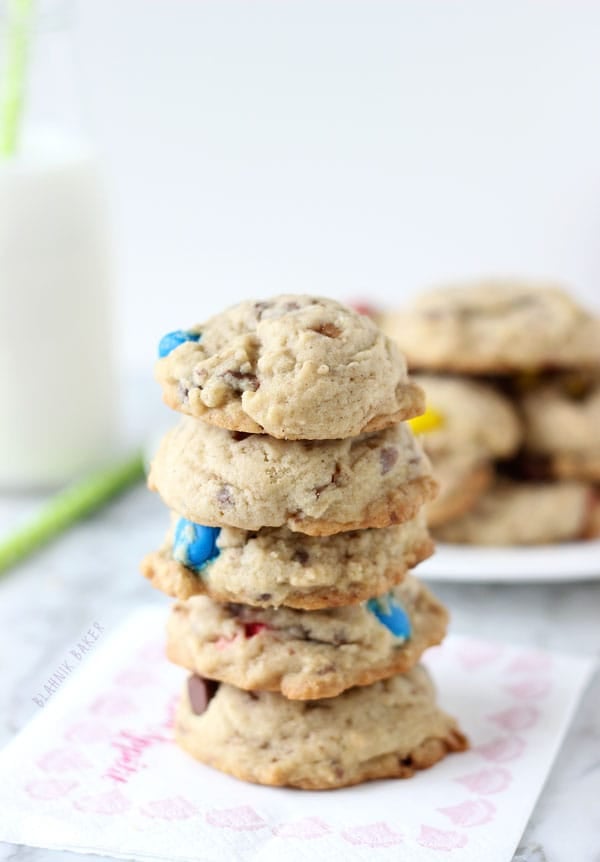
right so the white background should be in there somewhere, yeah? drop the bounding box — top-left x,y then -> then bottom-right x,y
69,1 -> 600,370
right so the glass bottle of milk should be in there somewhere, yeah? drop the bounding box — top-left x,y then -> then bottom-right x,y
0,1 -> 117,488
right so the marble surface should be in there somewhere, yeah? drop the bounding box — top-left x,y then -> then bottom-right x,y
0,484 -> 599,862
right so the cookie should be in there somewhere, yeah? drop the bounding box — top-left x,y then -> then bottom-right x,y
381,281 -> 600,373
175,665 -> 468,789
426,454 -> 493,528
521,378 -> 600,482
148,418 -> 438,535
156,295 -> 425,439
141,512 -> 434,608
433,480 -> 597,545
166,575 -> 447,700
413,375 -> 521,458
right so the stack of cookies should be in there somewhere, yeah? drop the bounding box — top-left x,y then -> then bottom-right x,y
379,281 -> 600,545
142,295 -> 467,789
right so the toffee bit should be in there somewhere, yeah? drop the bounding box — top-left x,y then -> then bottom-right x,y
311,322 -> 342,338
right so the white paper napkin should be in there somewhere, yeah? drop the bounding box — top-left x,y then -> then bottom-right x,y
0,606 -> 593,862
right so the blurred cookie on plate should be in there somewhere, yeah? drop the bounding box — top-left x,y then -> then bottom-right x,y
380,280 -> 600,374
433,479 -> 599,546
413,374 -> 522,459
426,453 -> 493,528
520,374 -> 600,482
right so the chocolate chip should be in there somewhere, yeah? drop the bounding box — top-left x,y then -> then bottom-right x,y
254,301 -> 271,319
187,674 -> 219,715
257,592 -> 272,602
380,447 -> 399,474
177,382 -> 189,403
292,548 -> 309,566
217,485 -> 234,507
311,322 -> 342,338
232,431 -> 251,441
282,301 -> 300,312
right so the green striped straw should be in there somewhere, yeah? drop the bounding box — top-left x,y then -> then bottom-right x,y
0,451 -> 145,575
0,0 -> 35,157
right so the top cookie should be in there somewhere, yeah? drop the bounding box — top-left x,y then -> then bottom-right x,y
156,295 -> 425,439
380,281 -> 600,373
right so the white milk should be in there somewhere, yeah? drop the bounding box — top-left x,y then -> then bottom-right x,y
0,133 -> 118,488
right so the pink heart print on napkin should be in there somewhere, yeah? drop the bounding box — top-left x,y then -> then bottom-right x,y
504,678 -> 552,700
505,650 -> 554,674
273,817 -> 332,839
438,798 -> 496,827
206,805 -> 267,831
487,705 -> 540,732
455,638 -> 504,670
475,735 -> 527,763
140,796 -> 198,820
341,822 -> 403,847
37,748 -> 92,773
417,825 -> 468,851
455,767 -> 512,795
73,788 -> 131,815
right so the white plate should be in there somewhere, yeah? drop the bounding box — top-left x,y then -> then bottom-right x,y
419,539 -> 600,582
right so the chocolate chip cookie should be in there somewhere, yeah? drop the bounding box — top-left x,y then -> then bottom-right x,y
433,479 -> 598,545
141,512 -> 433,608
175,665 -> 467,788
166,575 -> 447,699
148,418 -> 438,535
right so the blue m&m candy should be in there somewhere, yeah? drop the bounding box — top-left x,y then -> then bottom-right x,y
158,330 -> 201,358
173,519 -> 220,571
366,592 -> 412,640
